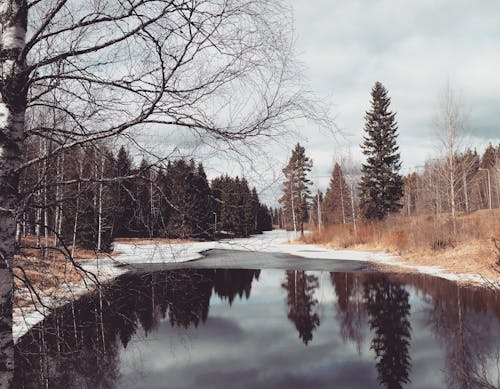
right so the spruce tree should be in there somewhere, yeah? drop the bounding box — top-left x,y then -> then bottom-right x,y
324,163 -> 351,224
359,82 -> 403,220
279,143 -> 313,236
192,163 -> 213,238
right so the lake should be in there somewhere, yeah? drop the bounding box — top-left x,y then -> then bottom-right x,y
14,251 -> 500,388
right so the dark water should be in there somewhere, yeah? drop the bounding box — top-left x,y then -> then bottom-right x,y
14,253 -> 500,389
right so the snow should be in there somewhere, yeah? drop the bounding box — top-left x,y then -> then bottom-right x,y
13,230 -> 497,343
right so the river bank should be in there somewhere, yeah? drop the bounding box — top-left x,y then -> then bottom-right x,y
13,229 -> 499,342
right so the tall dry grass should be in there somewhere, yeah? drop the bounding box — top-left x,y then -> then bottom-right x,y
305,209 -> 500,257
13,236 -> 109,308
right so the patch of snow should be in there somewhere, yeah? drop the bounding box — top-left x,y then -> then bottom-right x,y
13,230 -> 497,342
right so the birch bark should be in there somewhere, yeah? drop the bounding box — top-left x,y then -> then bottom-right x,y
0,1 -> 28,386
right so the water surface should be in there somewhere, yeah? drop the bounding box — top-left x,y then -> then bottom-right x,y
14,252 -> 500,388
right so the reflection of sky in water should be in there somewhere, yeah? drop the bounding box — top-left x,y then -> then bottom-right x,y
117,269 -> 497,389
14,267 -> 500,389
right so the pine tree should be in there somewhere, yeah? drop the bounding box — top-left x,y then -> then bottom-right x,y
359,82 -> 403,220
279,143 -> 313,236
324,163 -> 351,224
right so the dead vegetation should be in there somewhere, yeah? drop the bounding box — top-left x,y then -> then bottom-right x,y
305,209 -> 500,283
13,237 -> 114,309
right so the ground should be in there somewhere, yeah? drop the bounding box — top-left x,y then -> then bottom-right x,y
13,229 -> 499,342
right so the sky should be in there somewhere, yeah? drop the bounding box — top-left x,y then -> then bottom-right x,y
139,0 -> 500,205
289,0 -> 500,185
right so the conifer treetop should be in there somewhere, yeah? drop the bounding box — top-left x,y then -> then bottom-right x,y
359,82 -> 404,220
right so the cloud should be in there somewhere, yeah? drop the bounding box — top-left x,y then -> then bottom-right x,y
291,0 -> 500,167
131,0 -> 500,204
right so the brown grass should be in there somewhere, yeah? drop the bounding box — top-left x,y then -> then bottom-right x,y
13,236 -> 115,308
13,235 -> 199,309
305,209 -> 500,283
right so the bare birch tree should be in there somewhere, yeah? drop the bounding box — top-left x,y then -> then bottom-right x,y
434,83 -> 467,236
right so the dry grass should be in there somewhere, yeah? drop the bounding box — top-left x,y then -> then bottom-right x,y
13,255 -> 85,308
305,209 -> 500,283
13,236 -> 114,308
13,235 -> 197,309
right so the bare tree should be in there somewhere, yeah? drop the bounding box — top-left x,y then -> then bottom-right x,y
434,83 -> 467,236
1,1 -> 319,385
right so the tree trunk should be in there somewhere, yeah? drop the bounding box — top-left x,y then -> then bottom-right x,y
290,179 -> 297,236
97,156 -> 104,251
449,156 -> 457,236
350,183 -> 357,236
43,139 -> 49,257
71,180 -> 82,259
0,1 -> 28,385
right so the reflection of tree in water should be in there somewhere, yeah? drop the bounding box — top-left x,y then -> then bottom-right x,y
421,280 -> 500,389
330,272 -> 366,352
13,268 -> 259,388
282,270 -> 320,345
166,270 -> 215,328
364,276 -> 412,389
214,269 -> 260,305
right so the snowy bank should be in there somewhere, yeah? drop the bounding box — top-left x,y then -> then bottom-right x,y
13,230 -> 497,342
112,230 -> 497,286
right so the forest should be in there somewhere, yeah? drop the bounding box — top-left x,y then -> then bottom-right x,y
18,141 -> 273,255
277,83 -> 499,283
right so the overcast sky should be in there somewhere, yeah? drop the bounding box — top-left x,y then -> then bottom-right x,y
290,0 -> 500,183
141,0 -> 500,204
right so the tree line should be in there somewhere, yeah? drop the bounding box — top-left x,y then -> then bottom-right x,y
18,141 -> 273,254
279,82 -> 499,234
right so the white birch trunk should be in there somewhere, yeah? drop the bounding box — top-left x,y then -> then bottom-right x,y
43,139 -> 49,257
71,180 -> 81,259
0,1 -> 28,386
97,156 -> 104,251
53,154 -> 60,246
350,183 -> 357,236
57,154 -> 64,238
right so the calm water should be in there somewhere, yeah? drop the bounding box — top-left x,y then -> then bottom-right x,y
14,252 -> 500,389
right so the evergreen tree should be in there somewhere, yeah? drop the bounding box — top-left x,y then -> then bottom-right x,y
251,187 -> 260,233
257,204 -> 273,231
324,163 -> 351,224
211,175 -> 272,237
192,163 -> 213,238
238,178 -> 254,237
359,82 -> 403,220
279,143 -> 313,236
165,159 -> 213,238
132,159 -> 153,237
113,146 -> 135,237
